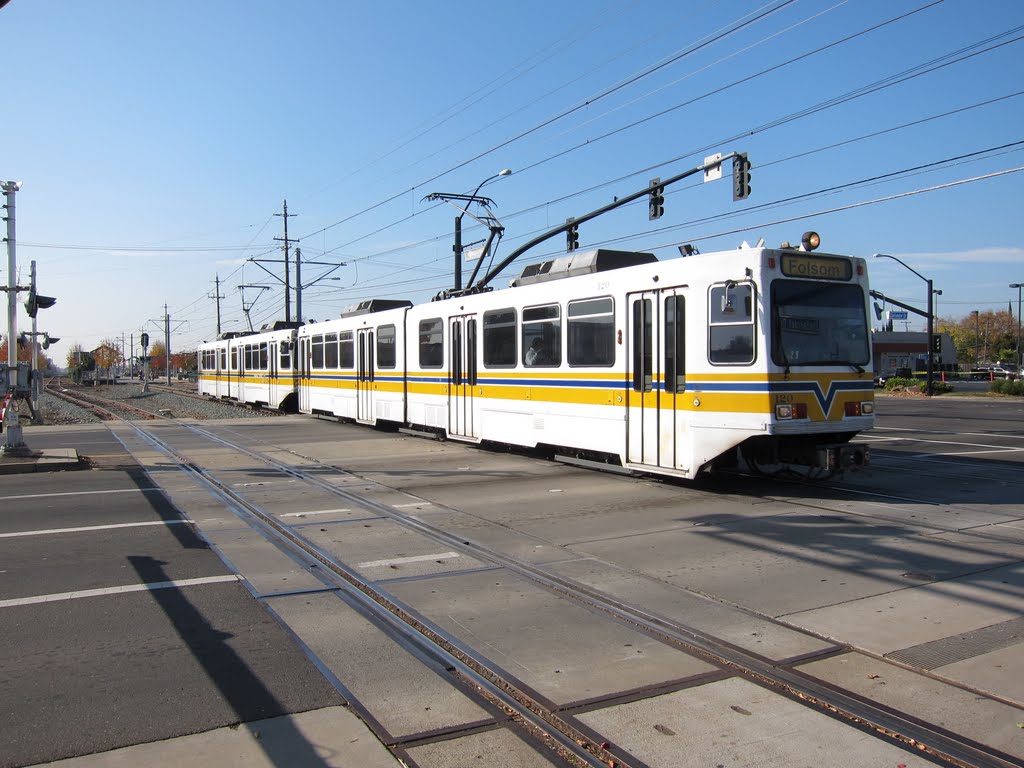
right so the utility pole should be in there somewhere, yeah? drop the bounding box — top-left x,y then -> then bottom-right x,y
164,304 -> 171,385
2,180 -> 29,456
209,274 -> 225,337
274,200 -> 296,324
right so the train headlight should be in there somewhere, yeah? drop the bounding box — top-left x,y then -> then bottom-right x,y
801,231 -> 821,251
776,404 -> 792,419
861,402 -> 874,415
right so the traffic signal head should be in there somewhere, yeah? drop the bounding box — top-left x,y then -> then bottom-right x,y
566,219 -> 579,252
732,153 -> 751,201
648,178 -> 664,220
931,333 -> 942,354
25,289 -> 56,318
140,333 -> 150,349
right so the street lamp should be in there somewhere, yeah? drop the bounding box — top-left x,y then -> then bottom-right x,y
874,253 -> 935,395
1011,283 -> 1023,371
425,169 -> 511,293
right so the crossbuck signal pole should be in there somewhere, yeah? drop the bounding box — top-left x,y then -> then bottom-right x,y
274,200 -> 297,324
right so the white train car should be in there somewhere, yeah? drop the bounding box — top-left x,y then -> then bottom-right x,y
198,323 -> 300,411
295,300 -> 411,424
397,242 -> 873,478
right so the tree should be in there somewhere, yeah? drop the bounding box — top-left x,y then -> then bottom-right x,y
936,309 -> 1017,367
171,350 -> 196,374
93,339 -> 121,384
149,340 -> 167,374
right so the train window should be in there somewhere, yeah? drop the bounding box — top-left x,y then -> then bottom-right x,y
324,333 -> 339,369
243,344 -> 252,370
339,331 -> 354,368
419,318 -> 443,368
311,334 -> 324,370
771,280 -> 870,366
632,299 -> 653,391
230,348 -> 237,370
483,309 -> 516,368
259,342 -> 269,370
220,349 -> 227,370
522,304 -> 561,367
664,295 -> 686,392
377,325 -> 396,368
280,340 -> 291,370
709,283 -> 755,365
568,297 -> 614,367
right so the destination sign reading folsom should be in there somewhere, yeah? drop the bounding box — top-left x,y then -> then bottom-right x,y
780,253 -> 852,280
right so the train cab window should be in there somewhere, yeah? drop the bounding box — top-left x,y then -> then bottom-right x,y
664,295 -> 686,392
419,318 -> 443,368
279,341 -> 291,370
311,334 -> 325,369
339,331 -> 354,368
709,283 -> 755,365
377,325 -> 396,368
483,309 -> 516,368
568,297 -> 614,367
324,333 -> 339,369
522,304 -> 561,367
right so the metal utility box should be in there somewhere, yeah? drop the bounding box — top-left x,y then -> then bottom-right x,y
0,363 -> 32,397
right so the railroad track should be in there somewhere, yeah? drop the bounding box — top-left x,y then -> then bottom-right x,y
106,413 -> 1019,768
44,381 -> 158,421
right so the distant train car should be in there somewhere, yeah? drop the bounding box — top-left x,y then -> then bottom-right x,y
198,323 -> 300,411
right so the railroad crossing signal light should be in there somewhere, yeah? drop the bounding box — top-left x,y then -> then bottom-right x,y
648,178 -> 665,220
566,219 -> 579,252
140,333 -> 150,349
25,289 -> 56,318
42,334 -> 59,350
931,333 -> 942,354
732,153 -> 751,201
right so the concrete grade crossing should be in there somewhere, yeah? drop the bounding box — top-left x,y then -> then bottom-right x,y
0,398 -> 1021,767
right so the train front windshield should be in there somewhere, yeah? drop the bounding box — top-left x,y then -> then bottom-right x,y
771,280 -> 870,368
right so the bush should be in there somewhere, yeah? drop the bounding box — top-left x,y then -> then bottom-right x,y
884,377 -> 919,391
991,379 -> 1024,396
924,381 -> 954,394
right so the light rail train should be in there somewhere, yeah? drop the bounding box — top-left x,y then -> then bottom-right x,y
198,232 -> 874,479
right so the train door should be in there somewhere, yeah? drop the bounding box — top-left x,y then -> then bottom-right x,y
268,341 -> 280,408
297,336 -> 311,412
448,314 -> 478,439
626,288 -> 689,472
230,342 -> 241,400
356,328 -> 374,423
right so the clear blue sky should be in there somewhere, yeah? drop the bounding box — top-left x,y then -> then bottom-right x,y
4,0 -> 1023,361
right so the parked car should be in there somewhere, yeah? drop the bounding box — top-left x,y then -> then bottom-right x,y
874,367 -> 912,387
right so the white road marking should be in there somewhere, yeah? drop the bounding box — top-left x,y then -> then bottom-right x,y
0,520 -> 195,538
358,552 -> 460,568
0,575 -> 241,609
392,502 -> 433,509
281,509 -> 351,518
0,488 -> 164,502
233,480 -> 297,487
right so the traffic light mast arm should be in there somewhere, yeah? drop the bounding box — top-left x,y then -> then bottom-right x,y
869,290 -> 929,319
473,152 -> 740,294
